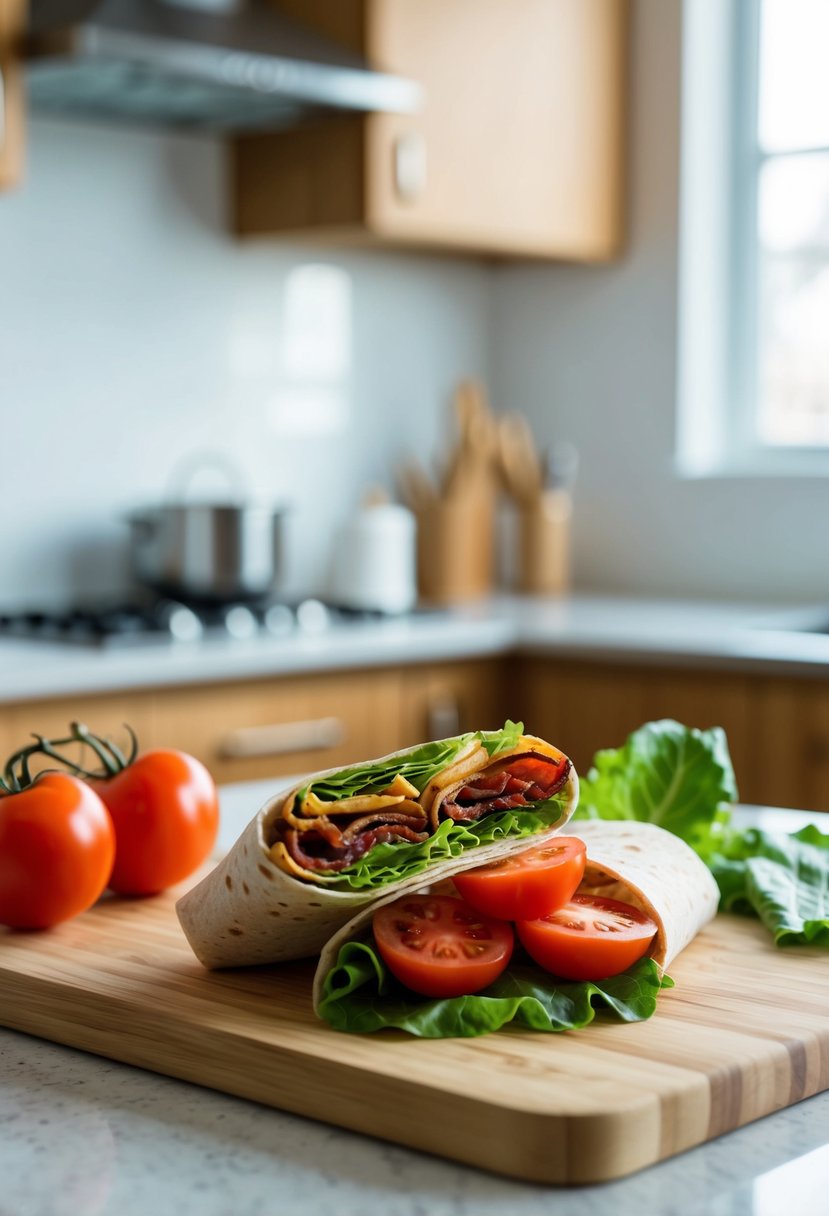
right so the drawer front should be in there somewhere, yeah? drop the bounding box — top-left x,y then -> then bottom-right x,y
514,659 -> 752,793
399,659 -> 506,746
152,670 -> 404,785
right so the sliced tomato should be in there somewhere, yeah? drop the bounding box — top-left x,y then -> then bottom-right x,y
517,895 -> 658,981
452,837 -> 586,921
372,894 -> 514,998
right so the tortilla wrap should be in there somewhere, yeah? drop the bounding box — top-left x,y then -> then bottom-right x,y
312,819 -> 718,1011
176,731 -> 579,969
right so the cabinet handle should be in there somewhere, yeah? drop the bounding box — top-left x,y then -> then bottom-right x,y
426,694 -> 461,742
216,717 -> 346,760
394,131 -> 427,202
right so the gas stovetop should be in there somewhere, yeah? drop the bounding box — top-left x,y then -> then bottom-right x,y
0,598 -> 406,648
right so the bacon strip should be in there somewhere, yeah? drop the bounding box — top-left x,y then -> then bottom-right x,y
278,750 -> 571,874
284,821 -> 429,873
441,753 -> 571,825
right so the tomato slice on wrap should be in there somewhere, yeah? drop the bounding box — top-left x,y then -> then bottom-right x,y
517,895 -> 658,981
372,894 -> 514,998
452,837 -> 586,921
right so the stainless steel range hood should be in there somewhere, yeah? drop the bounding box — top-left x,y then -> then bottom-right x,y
24,0 -> 421,132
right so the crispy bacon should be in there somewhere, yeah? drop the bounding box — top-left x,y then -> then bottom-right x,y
441,753 -> 571,825
283,821 -> 429,873
280,751 -> 571,874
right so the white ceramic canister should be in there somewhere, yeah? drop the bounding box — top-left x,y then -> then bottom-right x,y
330,501 -> 417,614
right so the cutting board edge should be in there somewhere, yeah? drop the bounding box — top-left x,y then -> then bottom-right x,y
0,966 -> 714,1185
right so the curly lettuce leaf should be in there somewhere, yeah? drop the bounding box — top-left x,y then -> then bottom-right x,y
317,792 -> 569,890
576,717 -> 829,949
300,721 -> 527,803
299,734 -> 474,802
575,718 -> 738,858
476,719 -> 524,757
318,938 -> 671,1037
709,824 -> 829,945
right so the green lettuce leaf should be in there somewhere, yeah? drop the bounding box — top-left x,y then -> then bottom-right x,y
299,734 -> 474,802
576,717 -> 829,949
299,721 -> 527,802
476,719 -> 524,757
317,792 -> 569,890
709,824 -> 829,945
318,938 -> 671,1038
575,718 -> 738,858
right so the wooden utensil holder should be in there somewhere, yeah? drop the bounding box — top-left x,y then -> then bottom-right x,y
517,489 -> 571,595
416,494 -> 495,604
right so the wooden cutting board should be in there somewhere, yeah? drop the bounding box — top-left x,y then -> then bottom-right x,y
1,882 -> 827,1186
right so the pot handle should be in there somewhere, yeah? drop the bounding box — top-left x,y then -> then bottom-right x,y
164,452 -> 249,505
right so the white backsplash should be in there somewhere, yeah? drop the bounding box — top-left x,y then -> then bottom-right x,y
0,119 -> 492,608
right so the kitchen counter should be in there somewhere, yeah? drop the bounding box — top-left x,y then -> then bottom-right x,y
2,786 -> 828,1216
4,594 -> 829,704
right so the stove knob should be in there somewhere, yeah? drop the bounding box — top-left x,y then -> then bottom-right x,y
296,599 -> 330,634
159,603 -> 203,643
263,604 -> 294,637
223,605 -> 259,640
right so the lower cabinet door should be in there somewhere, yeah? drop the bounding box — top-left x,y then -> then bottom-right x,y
151,668 -> 404,785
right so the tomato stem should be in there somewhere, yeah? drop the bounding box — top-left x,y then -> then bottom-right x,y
1,722 -> 140,790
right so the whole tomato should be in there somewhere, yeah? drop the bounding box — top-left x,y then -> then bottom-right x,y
93,749 -> 219,896
0,773 -> 116,929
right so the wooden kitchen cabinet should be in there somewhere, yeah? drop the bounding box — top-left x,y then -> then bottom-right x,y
398,657 -> 508,745
151,667 -> 404,785
1,690 -> 158,780
754,678 -> 829,815
0,0 -> 25,190
234,0 -> 628,260
512,658 -> 756,804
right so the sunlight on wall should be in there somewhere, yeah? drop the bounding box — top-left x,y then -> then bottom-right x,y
267,264 -> 352,437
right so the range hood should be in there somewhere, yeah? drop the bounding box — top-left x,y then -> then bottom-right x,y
24,0 -> 421,132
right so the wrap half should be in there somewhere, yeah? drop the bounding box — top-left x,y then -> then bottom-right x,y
177,723 -> 579,968
312,820 -> 719,1029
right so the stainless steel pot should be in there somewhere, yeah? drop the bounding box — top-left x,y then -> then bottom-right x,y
127,501 -> 286,604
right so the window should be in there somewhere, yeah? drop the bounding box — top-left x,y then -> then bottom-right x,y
677,0 -> 829,474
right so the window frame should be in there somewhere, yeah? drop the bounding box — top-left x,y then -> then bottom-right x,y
676,0 -> 829,478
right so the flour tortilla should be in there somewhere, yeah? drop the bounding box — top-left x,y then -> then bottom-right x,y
312,819 -> 719,1010
176,734 -> 579,969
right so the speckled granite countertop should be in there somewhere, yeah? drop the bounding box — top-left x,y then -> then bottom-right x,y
5,594 -> 829,705
2,789 -> 828,1216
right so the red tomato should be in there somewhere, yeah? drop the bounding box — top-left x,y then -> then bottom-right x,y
0,774 -> 116,929
517,895 -> 658,981
93,750 -> 218,896
373,894 -> 514,998
452,837 -> 587,921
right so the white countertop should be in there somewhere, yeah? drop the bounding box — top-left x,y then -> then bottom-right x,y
4,594 -> 829,705
2,787 -> 828,1216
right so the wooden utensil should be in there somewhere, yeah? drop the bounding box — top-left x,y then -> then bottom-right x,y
497,412 -> 544,505
396,459 -> 437,514
444,380 -> 497,499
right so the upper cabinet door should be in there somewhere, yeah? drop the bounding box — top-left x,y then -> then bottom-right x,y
235,0 -> 628,261
0,0 -> 25,191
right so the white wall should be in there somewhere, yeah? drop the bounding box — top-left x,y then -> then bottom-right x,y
491,0 -> 829,606
0,120 -> 492,608
6,1 -> 829,613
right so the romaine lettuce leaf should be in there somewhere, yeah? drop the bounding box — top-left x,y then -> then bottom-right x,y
300,721 -> 527,801
709,824 -> 829,945
575,718 -> 737,857
319,937 -> 671,1037
299,734 -> 473,802
477,719 -> 524,757
318,792 -> 569,890
576,717 -> 829,948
